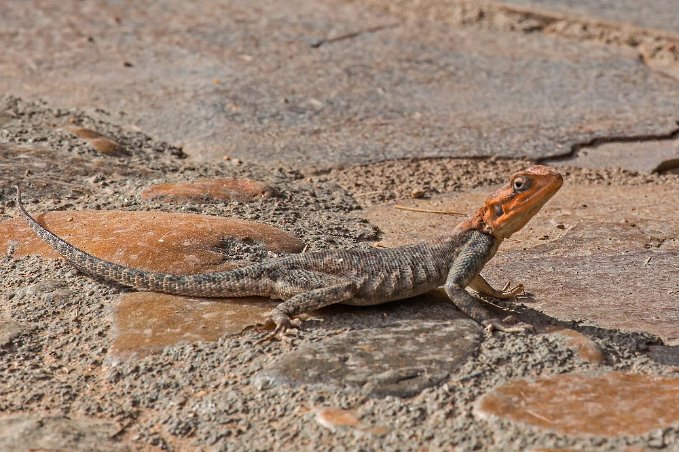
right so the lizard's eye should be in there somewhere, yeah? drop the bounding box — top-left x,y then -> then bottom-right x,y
494,204 -> 504,217
513,176 -> 530,192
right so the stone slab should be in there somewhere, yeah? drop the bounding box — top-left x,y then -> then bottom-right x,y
1,1 -> 678,165
498,0 -> 679,36
109,293 -> 272,361
365,183 -> 679,343
0,319 -> 26,348
475,371 -> 679,437
1,210 -> 304,274
257,317 -> 481,398
0,415 -> 129,452
647,345 -> 679,367
497,248 -> 678,344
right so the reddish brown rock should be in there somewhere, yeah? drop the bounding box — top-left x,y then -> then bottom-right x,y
540,326 -> 605,365
63,125 -> 104,140
314,408 -> 361,431
63,125 -> 126,156
1,210 -> 304,274
89,137 -> 124,155
475,371 -> 679,437
141,178 -> 272,203
109,292 -> 272,360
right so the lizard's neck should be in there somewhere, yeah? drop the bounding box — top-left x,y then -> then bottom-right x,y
429,225 -> 501,258
428,207 -> 493,244
427,209 -> 504,266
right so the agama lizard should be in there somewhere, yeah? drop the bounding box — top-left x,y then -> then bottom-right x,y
14,165 -> 563,341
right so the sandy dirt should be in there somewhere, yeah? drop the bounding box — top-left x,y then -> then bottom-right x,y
1,97 -> 678,451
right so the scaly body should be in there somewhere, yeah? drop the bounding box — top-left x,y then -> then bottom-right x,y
15,165 -> 563,340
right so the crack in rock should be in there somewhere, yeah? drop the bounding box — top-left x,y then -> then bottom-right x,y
540,127 -> 679,173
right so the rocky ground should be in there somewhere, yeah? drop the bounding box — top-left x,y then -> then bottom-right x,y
1,1 -> 678,451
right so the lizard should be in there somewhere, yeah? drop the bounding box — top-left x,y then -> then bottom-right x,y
14,165 -> 563,341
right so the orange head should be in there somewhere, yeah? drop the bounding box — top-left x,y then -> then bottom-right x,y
473,165 -> 563,240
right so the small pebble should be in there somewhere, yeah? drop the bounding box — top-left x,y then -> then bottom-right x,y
411,189 -> 425,199
315,408 -> 360,431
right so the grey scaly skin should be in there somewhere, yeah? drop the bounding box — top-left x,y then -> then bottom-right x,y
14,165 -> 563,341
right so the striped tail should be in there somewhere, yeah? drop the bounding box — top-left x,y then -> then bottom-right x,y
13,186 -> 266,298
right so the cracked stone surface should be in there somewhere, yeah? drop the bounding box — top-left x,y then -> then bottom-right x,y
0,415 -> 129,452
364,182 -> 679,344
2,1 -> 679,165
545,135 -> 679,174
475,371 -> 679,437
0,210 -> 304,274
500,0 -> 679,34
109,293 -> 272,361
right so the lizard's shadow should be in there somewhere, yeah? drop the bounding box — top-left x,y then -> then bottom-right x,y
306,289 -> 664,355
305,289 -> 554,333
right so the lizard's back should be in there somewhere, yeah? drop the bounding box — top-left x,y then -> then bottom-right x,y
260,236 -> 464,305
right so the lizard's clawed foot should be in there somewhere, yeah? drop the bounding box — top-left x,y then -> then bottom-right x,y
239,321 -> 269,336
254,317 -> 301,345
483,315 -> 535,334
497,282 -> 525,299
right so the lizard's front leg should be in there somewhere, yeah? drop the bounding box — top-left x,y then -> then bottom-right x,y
260,280 -> 357,342
443,234 -> 533,334
444,284 -> 533,333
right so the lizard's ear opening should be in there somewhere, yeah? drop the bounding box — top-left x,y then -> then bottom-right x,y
480,201 -> 506,237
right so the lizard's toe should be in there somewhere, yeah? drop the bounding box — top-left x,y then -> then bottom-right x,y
254,317 -> 300,345
239,319 -> 273,336
497,282 -> 525,299
483,318 -> 535,334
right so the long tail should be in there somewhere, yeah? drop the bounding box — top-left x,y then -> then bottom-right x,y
13,186 -> 267,298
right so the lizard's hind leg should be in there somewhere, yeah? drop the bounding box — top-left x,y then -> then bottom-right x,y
260,280 -> 357,343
